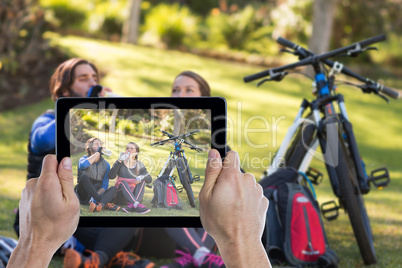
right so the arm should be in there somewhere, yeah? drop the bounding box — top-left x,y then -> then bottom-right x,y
78,153 -> 100,170
138,162 -> 152,183
199,150 -> 271,268
30,114 -> 55,155
78,156 -> 90,170
108,160 -> 124,179
8,156 -> 80,268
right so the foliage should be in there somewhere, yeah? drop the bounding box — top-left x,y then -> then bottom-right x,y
0,0 -> 49,74
269,0 -> 313,46
205,5 -> 274,54
40,0 -> 126,39
331,0 -> 402,64
139,3 -> 199,49
40,0 -> 86,31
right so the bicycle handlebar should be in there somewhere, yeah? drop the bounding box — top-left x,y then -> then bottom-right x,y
377,85 -> 400,99
276,36 -> 300,50
150,130 -> 201,148
244,34 -> 399,100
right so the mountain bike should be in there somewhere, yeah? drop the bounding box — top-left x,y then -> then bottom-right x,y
244,34 -> 399,265
151,130 -> 203,207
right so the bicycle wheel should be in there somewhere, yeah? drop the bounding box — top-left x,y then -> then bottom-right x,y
285,123 -> 316,169
331,132 -> 377,264
176,157 -> 196,207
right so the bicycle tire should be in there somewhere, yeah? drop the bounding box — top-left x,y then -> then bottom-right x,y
332,132 -> 377,264
285,123 -> 316,169
176,157 -> 196,207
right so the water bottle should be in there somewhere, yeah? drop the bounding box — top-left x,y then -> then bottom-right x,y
98,147 -> 112,156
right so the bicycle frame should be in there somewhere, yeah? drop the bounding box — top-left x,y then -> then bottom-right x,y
157,141 -> 192,181
267,67 -> 371,195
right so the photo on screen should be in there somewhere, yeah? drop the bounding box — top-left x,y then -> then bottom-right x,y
68,107 -> 211,217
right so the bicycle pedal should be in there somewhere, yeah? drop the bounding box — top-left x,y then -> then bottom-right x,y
320,200 -> 340,221
306,167 -> 323,185
193,174 -> 200,182
145,183 -> 152,189
369,167 -> 390,189
176,185 -> 183,193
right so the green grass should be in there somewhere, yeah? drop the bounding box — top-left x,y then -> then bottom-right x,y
1,34 -> 401,267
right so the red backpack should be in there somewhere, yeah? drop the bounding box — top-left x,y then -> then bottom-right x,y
260,168 -> 339,267
151,175 -> 183,209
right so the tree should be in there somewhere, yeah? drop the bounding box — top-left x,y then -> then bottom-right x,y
122,0 -> 142,44
308,0 -> 338,54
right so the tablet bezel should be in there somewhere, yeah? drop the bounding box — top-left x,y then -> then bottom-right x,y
56,97 -> 227,227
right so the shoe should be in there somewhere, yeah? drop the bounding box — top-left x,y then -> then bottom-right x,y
105,203 -> 121,211
64,248 -> 100,268
199,253 -> 225,268
133,203 -> 150,214
107,251 -> 154,268
89,201 -> 103,212
124,203 -> 151,214
160,250 -> 196,268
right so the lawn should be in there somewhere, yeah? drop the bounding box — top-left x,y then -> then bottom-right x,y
0,34 -> 401,267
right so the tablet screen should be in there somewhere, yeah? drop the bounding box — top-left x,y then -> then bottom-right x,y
56,97 -> 226,227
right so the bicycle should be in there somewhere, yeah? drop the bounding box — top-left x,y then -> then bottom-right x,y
244,34 -> 399,265
151,130 -> 203,208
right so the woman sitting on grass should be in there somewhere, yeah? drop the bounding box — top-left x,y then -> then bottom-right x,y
108,141 -> 152,214
76,137 -> 121,212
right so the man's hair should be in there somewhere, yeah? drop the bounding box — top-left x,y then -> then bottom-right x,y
50,58 -> 99,100
128,142 -> 140,160
85,137 -> 102,156
174,71 -> 211,97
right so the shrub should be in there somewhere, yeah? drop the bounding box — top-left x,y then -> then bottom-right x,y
81,114 -> 98,129
117,118 -> 137,135
205,5 -> 274,54
139,3 -> 199,49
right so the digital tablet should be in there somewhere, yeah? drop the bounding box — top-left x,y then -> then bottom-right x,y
56,97 -> 226,227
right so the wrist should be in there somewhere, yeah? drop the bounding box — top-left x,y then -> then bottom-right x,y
216,237 -> 270,268
9,238 -> 55,267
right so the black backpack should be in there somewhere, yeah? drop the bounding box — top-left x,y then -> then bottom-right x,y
151,175 -> 183,209
260,168 -> 339,268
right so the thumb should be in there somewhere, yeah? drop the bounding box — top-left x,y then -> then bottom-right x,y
201,149 -> 222,196
57,157 -> 76,200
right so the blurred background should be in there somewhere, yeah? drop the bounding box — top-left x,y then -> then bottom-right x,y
0,0 -> 401,267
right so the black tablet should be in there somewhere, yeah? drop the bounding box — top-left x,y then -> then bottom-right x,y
56,97 -> 226,227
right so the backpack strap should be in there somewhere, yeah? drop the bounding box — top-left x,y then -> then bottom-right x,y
317,249 -> 339,268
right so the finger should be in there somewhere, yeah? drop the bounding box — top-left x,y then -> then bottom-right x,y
201,149 -> 222,196
221,150 -> 241,172
36,155 -> 59,190
57,157 -> 76,200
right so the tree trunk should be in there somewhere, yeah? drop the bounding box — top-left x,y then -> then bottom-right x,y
308,0 -> 338,54
109,109 -> 119,134
122,0 -> 142,44
173,110 -> 184,136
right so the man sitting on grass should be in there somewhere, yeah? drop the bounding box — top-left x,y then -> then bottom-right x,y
76,137 -> 121,212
